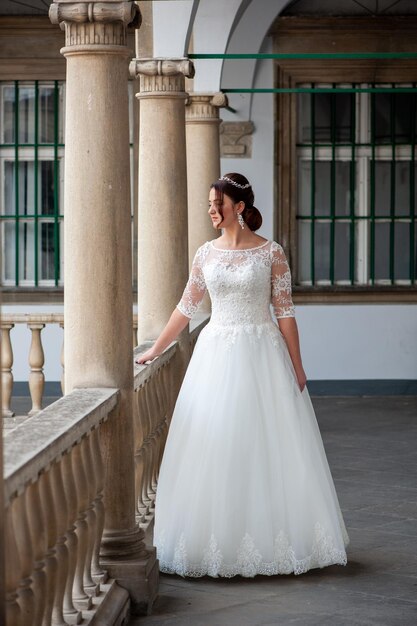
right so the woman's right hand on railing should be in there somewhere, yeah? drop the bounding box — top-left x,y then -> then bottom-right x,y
135,308 -> 190,366
135,347 -> 160,365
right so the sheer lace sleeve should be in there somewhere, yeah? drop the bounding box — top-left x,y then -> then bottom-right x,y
270,242 -> 295,319
176,243 -> 208,319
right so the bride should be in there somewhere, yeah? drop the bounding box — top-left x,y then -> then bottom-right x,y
136,172 -> 349,577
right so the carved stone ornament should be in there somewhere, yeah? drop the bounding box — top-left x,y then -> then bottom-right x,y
49,1 -> 141,47
129,58 -> 195,98
220,121 -> 255,158
185,93 -> 228,122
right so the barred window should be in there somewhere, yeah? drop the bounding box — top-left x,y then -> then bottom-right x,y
0,80 -> 136,289
296,83 -> 417,286
0,81 -> 65,287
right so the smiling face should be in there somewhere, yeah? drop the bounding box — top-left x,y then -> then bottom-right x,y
208,187 -> 243,230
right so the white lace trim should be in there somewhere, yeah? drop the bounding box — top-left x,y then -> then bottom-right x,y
156,522 -> 348,578
210,239 -> 270,252
176,240 -> 295,322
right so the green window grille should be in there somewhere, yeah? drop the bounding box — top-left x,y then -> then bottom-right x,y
0,80 -> 65,287
1,80 -> 136,290
296,83 -> 417,286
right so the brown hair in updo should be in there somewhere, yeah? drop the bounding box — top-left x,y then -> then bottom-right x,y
210,173 -> 263,231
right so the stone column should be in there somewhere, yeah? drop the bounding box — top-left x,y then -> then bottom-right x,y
129,58 -> 194,344
49,1 -> 157,614
185,93 -> 227,269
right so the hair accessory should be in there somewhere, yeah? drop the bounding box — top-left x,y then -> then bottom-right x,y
220,176 -> 251,189
237,213 -> 245,229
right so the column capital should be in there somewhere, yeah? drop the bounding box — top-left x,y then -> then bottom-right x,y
49,1 -> 140,49
185,92 -> 228,123
130,57 -> 195,99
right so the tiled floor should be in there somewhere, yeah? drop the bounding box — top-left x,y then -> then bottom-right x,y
130,396 -> 417,626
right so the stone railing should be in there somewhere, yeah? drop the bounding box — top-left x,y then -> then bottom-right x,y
1,314 -> 140,418
132,313 -> 210,533
3,311 -> 210,623
1,314 -> 64,418
3,387 -> 132,625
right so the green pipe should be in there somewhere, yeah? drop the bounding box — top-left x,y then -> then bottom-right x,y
296,215 -> 412,220
190,53 -> 417,60
0,215 -> 63,220
224,87 -> 417,94
297,141 -> 413,147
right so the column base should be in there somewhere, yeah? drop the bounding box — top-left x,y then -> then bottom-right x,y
100,547 -> 159,616
100,526 -> 158,615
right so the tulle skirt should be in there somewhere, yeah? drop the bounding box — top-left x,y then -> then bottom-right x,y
153,321 -> 349,577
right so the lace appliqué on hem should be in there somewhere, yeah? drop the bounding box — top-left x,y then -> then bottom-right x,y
156,523 -> 348,578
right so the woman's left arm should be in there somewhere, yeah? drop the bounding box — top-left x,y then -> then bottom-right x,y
271,243 -> 307,392
278,317 -> 307,392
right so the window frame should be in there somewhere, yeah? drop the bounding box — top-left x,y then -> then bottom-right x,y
296,82 -> 416,288
0,80 -> 65,289
273,16 -> 417,302
0,16 -> 138,303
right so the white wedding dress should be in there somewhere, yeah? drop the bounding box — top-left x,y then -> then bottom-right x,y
153,239 -> 349,577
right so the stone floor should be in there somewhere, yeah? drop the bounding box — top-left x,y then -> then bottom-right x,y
130,396 -> 417,626
2,396 -> 59,436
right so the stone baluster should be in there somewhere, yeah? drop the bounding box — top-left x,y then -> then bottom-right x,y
28,323 -> 45,416
145,378 -> 157,511
49,0 -> 157,611
60,450 -> 82,624
90,428 -> 107,583
38,469 -> 59,626
133,387 -> 146,523
185,92 -> 227,279
5,502 -> 21,626
1,323 -> 15,418
158,364 -> 169,467
81,436 -> 100,597
12,491 -> 34,624
50,460 -> 70,625
148,370 -> 162,505
152,367 -> 167,491
159,363 -> 172,476
71,441 -> 92,611
140,383 -> 153,518
26,481 -> 47,625
133,319 -> 138,349
148,384 -> 158,502
154,369 -> 166,486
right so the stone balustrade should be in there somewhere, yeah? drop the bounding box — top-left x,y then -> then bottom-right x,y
1,314 -> 140,419
3,311 -> 210,624
132,314 -> 210,531
3,387 -> 133,625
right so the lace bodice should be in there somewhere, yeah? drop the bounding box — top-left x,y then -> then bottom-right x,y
177,240 -> 295,325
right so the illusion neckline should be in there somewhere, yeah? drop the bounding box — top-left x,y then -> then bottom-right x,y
210,239 -> 270,252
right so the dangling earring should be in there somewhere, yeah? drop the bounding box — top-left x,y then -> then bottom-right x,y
237,213 -> 245,229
